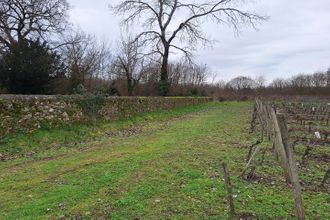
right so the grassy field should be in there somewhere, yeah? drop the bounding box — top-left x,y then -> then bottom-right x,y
0,102 -> 329,219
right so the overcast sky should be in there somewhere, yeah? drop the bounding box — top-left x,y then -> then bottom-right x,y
68,0 -> 330,82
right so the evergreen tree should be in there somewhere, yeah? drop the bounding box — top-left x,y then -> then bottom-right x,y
0,40 -> 65,94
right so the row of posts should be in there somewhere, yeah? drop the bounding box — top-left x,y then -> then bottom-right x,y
255,100 -> 305,220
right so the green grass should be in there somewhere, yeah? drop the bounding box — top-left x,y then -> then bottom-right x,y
0,103 -> 214,159
0,102 -> 329,219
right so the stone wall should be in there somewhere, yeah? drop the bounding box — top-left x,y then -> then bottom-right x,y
0,95 -> 211,138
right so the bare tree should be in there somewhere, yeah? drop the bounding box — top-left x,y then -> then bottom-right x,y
270,78 -> 288,90
227,76 -> 257,90
169,59 -> 208,87
112,36 -> 147,96
215,79 -> 226,89
61,32 -> 112,91
312,71 -> 327,88
111,0 -> 266,95
255,75 -> 266,88
210,72 -> 218,85
0,0 -> 69,49
290,74 -> 310,89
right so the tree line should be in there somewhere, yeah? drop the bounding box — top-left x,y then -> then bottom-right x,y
0,0 -> 268,96
211,70 -> 330,100
0,0 -> 328,97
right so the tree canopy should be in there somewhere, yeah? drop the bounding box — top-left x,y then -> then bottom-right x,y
0,39 -> 65,94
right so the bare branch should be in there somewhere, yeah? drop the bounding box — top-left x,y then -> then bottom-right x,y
0,0 -> 70,49
111,0 -> 267,94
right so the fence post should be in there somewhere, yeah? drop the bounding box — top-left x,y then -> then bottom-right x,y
222,162 -> 235,217
277,115 -> 305,220
270,108 -> 291,183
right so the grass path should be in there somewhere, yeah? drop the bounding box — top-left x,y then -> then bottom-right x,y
0,102 -> 329,219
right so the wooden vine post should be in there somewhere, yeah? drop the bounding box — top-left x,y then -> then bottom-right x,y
270,108 -> 292,183
222,162 -> 235,217
249,100 -> 316,219
277,115 -> 305,220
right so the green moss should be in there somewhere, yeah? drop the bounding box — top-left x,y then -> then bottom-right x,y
73,95 -> 107,118
0,102 -> 213,156
0,96 -> 211,140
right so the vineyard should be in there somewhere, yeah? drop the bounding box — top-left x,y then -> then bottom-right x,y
247,99 -> 329,219
0,101 -> 329,219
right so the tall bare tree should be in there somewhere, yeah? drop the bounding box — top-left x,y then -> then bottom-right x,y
61,32 -> 112,91
111,0 -> 266,95
0,0 -> 69,49
112,36 -> 147,96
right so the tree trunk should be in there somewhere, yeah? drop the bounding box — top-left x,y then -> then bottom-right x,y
127,78 -> 133,96
159,46 -> 170,96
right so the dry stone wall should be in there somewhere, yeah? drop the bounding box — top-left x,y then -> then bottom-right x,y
0,95 -> 211,138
